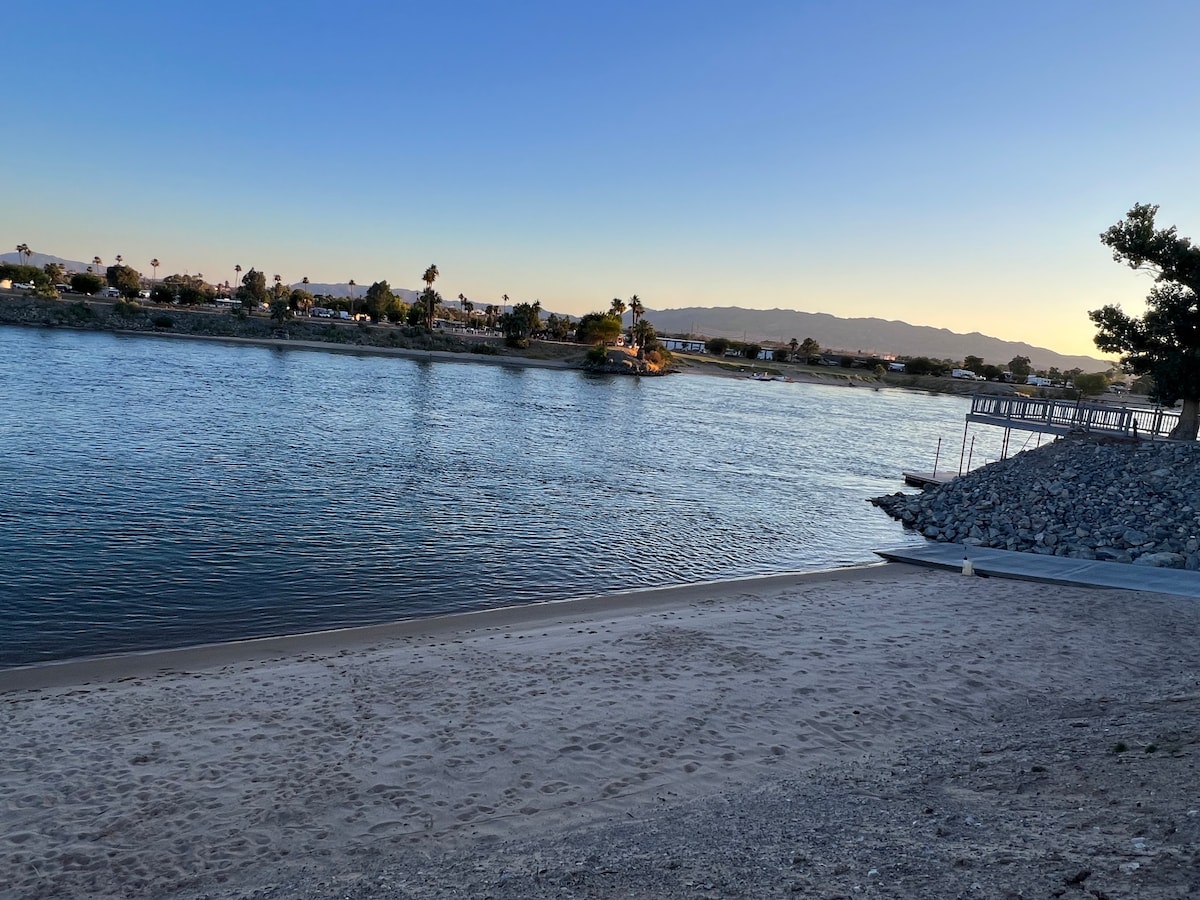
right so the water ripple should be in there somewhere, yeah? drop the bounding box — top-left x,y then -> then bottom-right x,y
0,328 -> 1000,667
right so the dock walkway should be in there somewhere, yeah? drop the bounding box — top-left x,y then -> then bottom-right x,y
877,543 -> 1200,598
967,395 -> 1179,440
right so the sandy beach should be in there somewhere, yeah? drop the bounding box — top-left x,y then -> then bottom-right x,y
2,564 -> 1198,899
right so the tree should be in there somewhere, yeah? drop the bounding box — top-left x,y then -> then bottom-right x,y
705,337 -> 731,356
150,284 -> 175,304
631,319 -> 659,357
421,265 -> 440,330
963,355 -> 985,372
610,297 -> 627,320
1092,203 -> 1200,439
16,242 -> 29,264
628,295 -> 644,328
106,264 -> 142,298
364,280 -> 395,321
575,312 -> 622,346
150,258 -> 160,283
270,298 -> 292,326
788,338 -> 799,359
905,356 -> 949,377
289,288 -> 314,313
1073,372 -> 1109,396
71,272 -> 103,295
43,261 -> 65,283
500,302 -> 541,347
741,343 -> 762,360
772,347 -> 789,362
799,338 -> 821,364
1008,356 -> 1032,380
237,268 -> 268,309
180,283 -> 209,305
93,256 -> 103,273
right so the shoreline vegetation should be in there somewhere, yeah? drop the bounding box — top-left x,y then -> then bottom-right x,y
0,291 -> 1079,396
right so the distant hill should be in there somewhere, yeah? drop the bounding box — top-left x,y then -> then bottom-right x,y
643,306 -> 1112,372
297,282 -> 420,303
0,251 -> 92,272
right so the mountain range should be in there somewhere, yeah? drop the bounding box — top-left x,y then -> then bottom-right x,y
3,252 -> 1108,370
642,306 -> 1112,372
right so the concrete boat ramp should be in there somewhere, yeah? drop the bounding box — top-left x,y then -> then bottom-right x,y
877,543 -> 1200,599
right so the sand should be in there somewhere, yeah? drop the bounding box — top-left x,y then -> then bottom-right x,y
1,565 -> 1198,899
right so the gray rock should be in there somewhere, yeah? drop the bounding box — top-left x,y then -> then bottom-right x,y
870,436 -> 1200,571
1122,528 -> 1151,546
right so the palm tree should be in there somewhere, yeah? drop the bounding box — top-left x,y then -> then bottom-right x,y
788,338 -> 799,360
628,295 -> 644,329
610,297 -> 627,320
348,279 -> 357,317
421,265 -> 439,330
458,293 -> 466,321
93,256 -> 103,272
115,254 -> 123,267
462,298 -> 474,322
502,293 -> 509,314
16,243 -> 30,266
151,258 -> 160,283
234,264 -> 242,291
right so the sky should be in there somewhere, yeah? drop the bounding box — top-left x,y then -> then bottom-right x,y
7,0 -> 1200,358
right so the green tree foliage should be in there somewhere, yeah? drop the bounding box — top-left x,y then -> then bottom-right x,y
772,347 -> 789,362
177,283 -> 207,306
43,262 -> 65,283
419,287 -> 442,330
149,284 -> 175,304
741,343 -> 762,360
289,288 -> 314,313
904,357 -> 949,377
544,312 -> 572,341
963,355 -> 985,372
798,338 -> 821,363
421,265 -> 440,330
1092,203 -> 1200,439
979,364 -> 1004,381
576,312 -> 622,346
105,264 -> 142,298
269,299 -> 292,326
705,337 -> 731,356
501,302 -> 543,347
1073,372 -> 1109,396
363,281 -> 396,322
1,262 -> 51,288
70,272 -> 104,295
237,268 -> 268,309
631,318 -> 659,354
1007,356 -> 1032,380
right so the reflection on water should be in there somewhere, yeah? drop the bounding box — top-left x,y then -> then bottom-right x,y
0,328 -> 1002,667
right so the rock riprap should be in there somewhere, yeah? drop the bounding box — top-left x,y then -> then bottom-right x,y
871,436 -> 1200,569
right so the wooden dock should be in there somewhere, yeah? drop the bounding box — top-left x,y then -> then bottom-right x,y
902,471 -> 952,488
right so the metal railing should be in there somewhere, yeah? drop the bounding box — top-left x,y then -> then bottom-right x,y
967,395 -> 1179,440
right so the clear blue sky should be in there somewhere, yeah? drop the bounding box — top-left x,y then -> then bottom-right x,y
8,0 -> 1199,357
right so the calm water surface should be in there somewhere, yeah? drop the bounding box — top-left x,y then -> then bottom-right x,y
0,328 -> 1007,667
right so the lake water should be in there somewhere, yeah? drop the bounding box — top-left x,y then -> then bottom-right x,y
0,327 -> 1008,668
